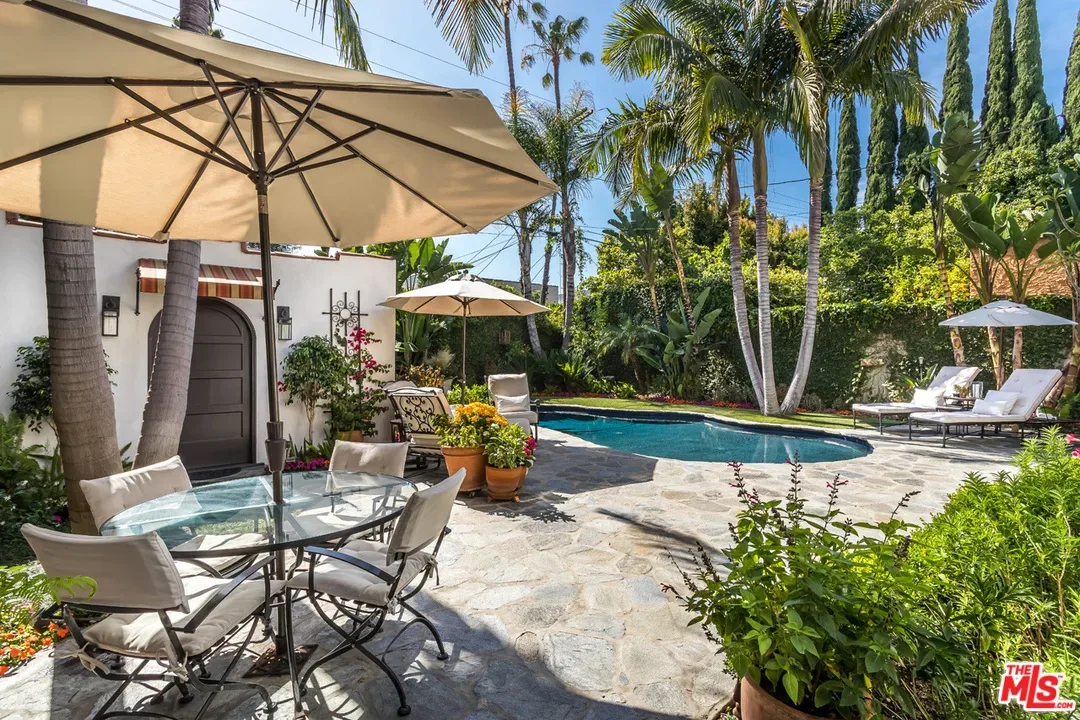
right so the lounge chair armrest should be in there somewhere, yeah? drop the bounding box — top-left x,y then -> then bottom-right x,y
304,545 -> 396,584
177,555 -> 276,634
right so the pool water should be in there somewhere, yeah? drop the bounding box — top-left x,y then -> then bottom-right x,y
541,412 -> 870,464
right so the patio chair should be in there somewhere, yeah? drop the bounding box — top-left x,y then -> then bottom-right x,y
850,366 -> 981,434
909,368 -> 1062,447
387,387 -> 452,470
487,372 -> 538,440
288,467 -> 467,716
80,455 -> 265,577
325,441 -> 410,545
21,524 -> 282,720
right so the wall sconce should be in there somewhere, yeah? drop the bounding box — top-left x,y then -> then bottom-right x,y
101,295 -> 120,337
276,306 -> 293,341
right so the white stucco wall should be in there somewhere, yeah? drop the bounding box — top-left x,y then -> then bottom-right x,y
0,216 -> 397,464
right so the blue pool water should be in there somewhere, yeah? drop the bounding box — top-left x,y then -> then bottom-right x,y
541,412 -> 871,464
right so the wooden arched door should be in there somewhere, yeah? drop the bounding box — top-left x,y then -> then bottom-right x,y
149,298 -> 255,470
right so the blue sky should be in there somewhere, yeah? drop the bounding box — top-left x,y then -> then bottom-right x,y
96,0 -> 1078,285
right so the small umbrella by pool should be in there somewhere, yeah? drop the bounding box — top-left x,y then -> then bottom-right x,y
379,274 -> 548,387
939,300 -> 1076,328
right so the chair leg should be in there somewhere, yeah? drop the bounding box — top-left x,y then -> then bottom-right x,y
355,642 -> 411,716
283,590 -> 302,714
941,423 -> 947,448
878,414 -> 883,434
907,418 -> 913,440
400,600 -> 448,660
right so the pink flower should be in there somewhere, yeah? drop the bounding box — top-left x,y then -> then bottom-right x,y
1068,434 -> 1078,444
51,515 -> 61,524
1071,449 -> 1080,459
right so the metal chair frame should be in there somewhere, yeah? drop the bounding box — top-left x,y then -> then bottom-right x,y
388,388 -> 447,473
59,556 -> 280,720
293,528 -> 452,716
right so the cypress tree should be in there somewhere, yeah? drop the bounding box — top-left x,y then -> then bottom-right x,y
1064,11 -> 1080,140
822,113 -> 833,214
1011,0 -> 1056,149
981,0 -> 1014,152
836,96 -> 861,212
898,43 -> 931,211
865,95 -> 898,212
940,18 -> 974,124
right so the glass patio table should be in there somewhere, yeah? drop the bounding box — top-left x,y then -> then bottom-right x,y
100,470 -> 416,557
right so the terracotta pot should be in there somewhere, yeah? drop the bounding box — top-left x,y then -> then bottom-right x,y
336,430 -> 365,443
485,465 -> 526,502
441,446 -> 486,492
740,676 -> 823,720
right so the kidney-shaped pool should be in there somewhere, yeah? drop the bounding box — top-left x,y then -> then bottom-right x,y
540,409 -> 871,464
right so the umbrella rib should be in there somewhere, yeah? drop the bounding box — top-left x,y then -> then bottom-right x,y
110,80 -> 251,171
263,98 -> 339,246
199,62 -> 254,168
129,121 -> 250,175
272,127 -> 377,178
0,76 -> 244,88
498,299 -> 524,315
261,81 -> 454,97
162,90 -> 251,235
267,90 -> 324,172
266,90 -> 469,229
269,89 -> 544,186
273,152 -> 369,178
0,87 -> 242,174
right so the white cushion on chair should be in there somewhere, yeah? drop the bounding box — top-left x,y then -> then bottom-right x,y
494,394 -> 531,414
80,456 -> 191,529
83,574 -> 283,659
287,538 -> 431,607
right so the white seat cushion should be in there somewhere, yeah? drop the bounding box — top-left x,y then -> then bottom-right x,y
911,388 -> 946,408
84,574 -> 283,659
501,410 -> 538,424
909,410 -> 1028,425
851,402 -> 921,416
971,390 -> 1020,416
287,538 -> 431,607
495,394 -> 531,414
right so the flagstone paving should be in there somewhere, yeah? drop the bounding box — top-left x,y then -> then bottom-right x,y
0,420 -> 1020,720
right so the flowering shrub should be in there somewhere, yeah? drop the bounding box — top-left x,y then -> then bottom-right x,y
328,327 -> 391,437
434,402 -> 506,448
485,423 -> 536,469
0,621 -> 67,676
284,457 -> 328,472
0,565 -> 88,676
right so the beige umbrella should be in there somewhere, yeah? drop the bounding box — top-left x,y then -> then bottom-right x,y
379,274 -> 548,387
0,0 -> 555,503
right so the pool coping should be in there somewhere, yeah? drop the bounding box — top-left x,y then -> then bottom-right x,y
538,403 -> 875,456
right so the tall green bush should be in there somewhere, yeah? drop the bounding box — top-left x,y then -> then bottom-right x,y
981,0 -> 1014,153
865,96 -> 898,212
940,17 -> 974,124
1010,0 -> 1057,151
836,97 -> 861,212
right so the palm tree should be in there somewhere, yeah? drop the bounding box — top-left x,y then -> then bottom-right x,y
521,15 -> 595,111
602,0 -> 790,413
532,91 -> 595,349
638,160 -> 695,331
774,0 -> 962,414
603,202 -> 664,327
603,317 -> 649,389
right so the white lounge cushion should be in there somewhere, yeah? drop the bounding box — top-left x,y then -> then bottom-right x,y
83,574 -> 283,659
911,388 -> 946,408
971,390 -> 1020,416
495,394 -> 531,415
501,409 -> 538,424
909,410 -> 1028,425
287,538 -> 431,606
933,366 -> 980,395
851,402 -> 922,416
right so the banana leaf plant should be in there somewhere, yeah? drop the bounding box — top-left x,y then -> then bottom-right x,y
635,287 -> 722,398
946,193 -> 1055,382
1045,155 -> 1080,397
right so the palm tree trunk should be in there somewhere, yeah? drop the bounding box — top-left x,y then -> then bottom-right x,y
646,270 -> 662,328
780,179 -> 823,414
42,221 -> 123,534
752,127 -> 779,415
663,212 -> 695,332
988,327 -> 1005,388
553,57 -> 561,112
933,206 -> 965,364
135,0 -> 208,466
1012,327 -> 1023,369
518,212 -> 543,355
503,3 -> 516,93
725,150 -> 764,408
561,190 -> 575,350
540,238 -> 553,305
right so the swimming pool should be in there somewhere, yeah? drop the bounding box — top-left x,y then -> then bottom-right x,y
540,409 -> 871,464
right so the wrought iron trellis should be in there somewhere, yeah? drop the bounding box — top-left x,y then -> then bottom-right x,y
322,288 -> 367,353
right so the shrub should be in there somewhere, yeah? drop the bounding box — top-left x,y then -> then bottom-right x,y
484,423 -> 536,469
434,402 -> 506,448
0,414 -> 65,563
279,336 -> 349,444
0,565 -> 91,676
406,363 -> 446,389
446,383 -> 488,404
8,337 -> 116,435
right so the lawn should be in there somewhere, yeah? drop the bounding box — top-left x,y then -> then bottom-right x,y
537,396 -> 877,430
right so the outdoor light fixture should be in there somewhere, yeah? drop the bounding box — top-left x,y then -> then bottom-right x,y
276,306 -> 293,341
101,295 -> 120,337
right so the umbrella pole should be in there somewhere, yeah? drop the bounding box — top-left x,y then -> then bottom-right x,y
462,312 -> 467,390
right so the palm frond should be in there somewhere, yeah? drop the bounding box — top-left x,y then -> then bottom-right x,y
426,0 -> 504,73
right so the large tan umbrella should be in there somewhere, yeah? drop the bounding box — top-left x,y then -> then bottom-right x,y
379,274 -> 548,387
0,0 -> 555,504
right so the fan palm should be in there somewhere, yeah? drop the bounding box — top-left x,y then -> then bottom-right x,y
522,15 -> 595,111
774,0 -> 974,413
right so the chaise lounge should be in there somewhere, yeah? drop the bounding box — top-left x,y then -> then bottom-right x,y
908,368 -> 1062,447
851,366 -> 981,434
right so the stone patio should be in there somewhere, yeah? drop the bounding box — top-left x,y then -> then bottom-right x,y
0,419 -> 1020,720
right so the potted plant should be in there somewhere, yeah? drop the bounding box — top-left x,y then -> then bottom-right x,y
483,423 -> 535,501
434,402 -> 507,493
675,460 -> 952,719
329,326 -> 390,442
279,336 -> 349,446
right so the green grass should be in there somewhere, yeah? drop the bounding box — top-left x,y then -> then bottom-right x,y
538,396 -> 867,430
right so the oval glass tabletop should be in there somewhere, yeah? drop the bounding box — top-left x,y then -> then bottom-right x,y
100,471 -> 415,557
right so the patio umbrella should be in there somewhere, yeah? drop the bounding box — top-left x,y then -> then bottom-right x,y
0,0 -> 555,504
379,274 -> 548,387
939,300 -> 1076,328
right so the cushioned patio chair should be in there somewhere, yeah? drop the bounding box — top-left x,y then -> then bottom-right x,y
21,524 -> 282,720
324,441 -> 410,545
288,468 -> 467,716
851,366 -> 981,434
909,368 -> 1062,447
487,372 -> 538,439
80,455 -> 263,578
387,387 -> 452,470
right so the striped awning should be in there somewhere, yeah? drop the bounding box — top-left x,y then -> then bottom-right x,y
137,258 -> 264,299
